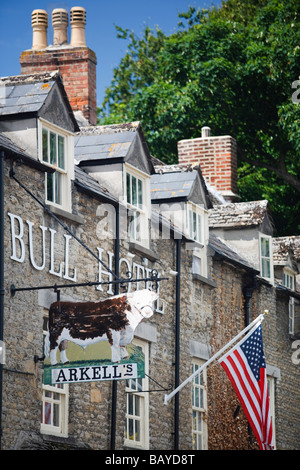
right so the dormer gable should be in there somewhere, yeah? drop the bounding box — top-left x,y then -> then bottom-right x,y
0,72 -> 78,213
209,200 -> 275,283
75,122 -> 154,249
0,71 -> 79,159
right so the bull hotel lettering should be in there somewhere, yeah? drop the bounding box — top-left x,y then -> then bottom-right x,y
8,212 -> 165,312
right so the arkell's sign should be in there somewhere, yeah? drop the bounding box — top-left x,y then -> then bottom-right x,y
43,290 -> 157,385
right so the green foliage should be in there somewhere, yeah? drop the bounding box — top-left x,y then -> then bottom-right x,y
98,0 -> 300,235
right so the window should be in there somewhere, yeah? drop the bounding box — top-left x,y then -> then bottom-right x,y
283,269 -> 295,291
41,383 -> 69,437
187,203 -> 208,277
125,339 -> 149,449
125,166 -> 150,247
39,119 -> 74,212
191,361 -> 208,450
42,128 -> 65,206
41,316 -> 69,437
186,203 -> 204,244
259,234 -> 274,283
289,297 -> 295,335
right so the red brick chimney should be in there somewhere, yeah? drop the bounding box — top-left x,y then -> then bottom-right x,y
177,127 -> 239,202
20,7 -> 97,126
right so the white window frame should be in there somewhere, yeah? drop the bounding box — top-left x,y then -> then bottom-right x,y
124,163 -> 150,248
38,118 -> 74,213
186,202 -> 208,278
186,202 -> 205,245
289,296 -> 295,335
41,316 -> 69,438
41,383 -> 69,438
259,233 -> 274,284
283,268 -> 295,291
191,360 -> 208,450
124,338 -> 149,449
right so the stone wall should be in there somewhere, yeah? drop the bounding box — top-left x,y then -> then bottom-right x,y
2,157 -> 300,450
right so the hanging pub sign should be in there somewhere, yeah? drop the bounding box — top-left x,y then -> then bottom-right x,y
43,289 -> 157,385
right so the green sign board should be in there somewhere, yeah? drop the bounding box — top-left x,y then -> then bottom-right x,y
43,342 -> 145,385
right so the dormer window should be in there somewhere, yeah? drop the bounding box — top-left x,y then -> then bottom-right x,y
283,268 -> 295,291
186,202 -> 205,245
187,202 -> 208,278
259,234 -> 274,283
42,129 -> 65,205
39,119 -> 74,212
124,164 -> 150,248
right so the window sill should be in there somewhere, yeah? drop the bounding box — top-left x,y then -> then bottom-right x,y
46,204 -> 84,225
129,242 -> 159,262
192,273 -> 217,288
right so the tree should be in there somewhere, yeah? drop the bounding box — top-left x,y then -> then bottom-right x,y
99,0 -> 300,235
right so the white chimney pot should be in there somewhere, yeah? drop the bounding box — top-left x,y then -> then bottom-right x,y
31,9 -> 48,50
52,9 -> 69,46
201,126 -> 211,138
70,6 -> 87,47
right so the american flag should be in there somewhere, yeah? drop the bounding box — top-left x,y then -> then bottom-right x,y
219,322 -> 274,450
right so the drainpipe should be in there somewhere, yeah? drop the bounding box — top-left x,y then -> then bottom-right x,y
243,276 -> 258,327
110,202 -> 120,450
0,151 -> 5,450
243,288 -> 252,327
174,238 -> 181,450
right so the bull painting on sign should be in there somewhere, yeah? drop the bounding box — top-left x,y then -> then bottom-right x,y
43,289 -> 157,385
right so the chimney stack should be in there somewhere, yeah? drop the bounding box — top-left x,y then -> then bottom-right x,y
178,127 -> 239,202
21,6 -> 97,126
70,6 -> 86,46
52,9 -> 68,46
31,9 -> 48,50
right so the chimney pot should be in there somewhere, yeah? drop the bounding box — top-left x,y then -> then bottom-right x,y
52,9 -> 68,46
70,6 -> 86,46
31,9 -> 48,50
201,126 -> 211,138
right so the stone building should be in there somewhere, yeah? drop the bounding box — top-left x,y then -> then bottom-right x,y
0,6 -> 299,451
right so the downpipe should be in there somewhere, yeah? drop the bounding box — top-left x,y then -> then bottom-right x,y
174,238 -> 181,450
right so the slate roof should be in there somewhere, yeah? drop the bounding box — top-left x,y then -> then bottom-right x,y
0,72 -> 58,117
0,71 -> 79,131
74,122 -> 149,165
151,170 -> 197,201
74,130 -> 136,164
208,200 -> 270,228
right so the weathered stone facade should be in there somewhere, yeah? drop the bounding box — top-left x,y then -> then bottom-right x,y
0,5 -> 299,452
1,119 -> 300,451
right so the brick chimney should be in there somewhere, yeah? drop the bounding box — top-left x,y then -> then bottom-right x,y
20,7 -> 97,126
177,127 -> 239,202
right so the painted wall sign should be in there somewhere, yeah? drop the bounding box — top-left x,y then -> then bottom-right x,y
8,212 -> 165,313
43,289 -> 157,385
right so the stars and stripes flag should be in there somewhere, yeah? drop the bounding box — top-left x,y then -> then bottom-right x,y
219,322 -> 274,450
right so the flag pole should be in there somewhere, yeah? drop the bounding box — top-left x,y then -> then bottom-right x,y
164,313 -> 265,405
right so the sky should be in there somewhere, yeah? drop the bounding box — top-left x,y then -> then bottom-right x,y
0,0 -> 220,106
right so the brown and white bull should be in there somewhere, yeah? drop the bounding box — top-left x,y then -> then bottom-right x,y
44,289 -> 157,365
